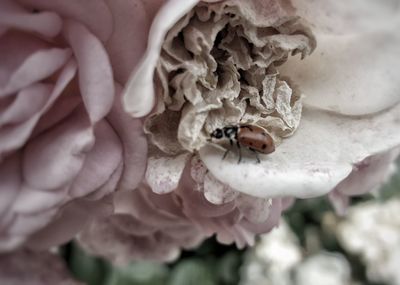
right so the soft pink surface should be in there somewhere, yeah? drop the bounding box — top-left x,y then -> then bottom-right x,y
0,0 -> 150,251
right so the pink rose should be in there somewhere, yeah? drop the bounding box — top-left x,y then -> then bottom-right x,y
0,0 -> 149,251
80,0 -> 399,263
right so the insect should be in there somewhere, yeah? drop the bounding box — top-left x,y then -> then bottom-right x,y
210,124 -> 275,163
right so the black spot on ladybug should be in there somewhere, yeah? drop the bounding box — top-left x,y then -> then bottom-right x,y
262,144 -> 267,149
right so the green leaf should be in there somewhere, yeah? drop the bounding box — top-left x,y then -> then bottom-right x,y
69,243 -> 109,285
105,262 -> 169,285
168,259 -> 216,285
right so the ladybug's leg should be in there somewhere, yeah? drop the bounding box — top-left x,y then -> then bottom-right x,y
237,141 -> 242,164
222,149 -> 230,160
249,148 -> 261,163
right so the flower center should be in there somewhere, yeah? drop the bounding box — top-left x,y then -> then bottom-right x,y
145,1 -> 315,155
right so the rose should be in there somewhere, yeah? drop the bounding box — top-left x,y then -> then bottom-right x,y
0,0 -> 148,251
81,0 -> 400,263
79,0 -> 305,263
123,0 -> 400,199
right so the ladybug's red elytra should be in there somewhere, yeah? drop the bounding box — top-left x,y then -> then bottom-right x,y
210,124 -> 275,163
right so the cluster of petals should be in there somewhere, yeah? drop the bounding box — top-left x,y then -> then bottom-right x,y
0,0 -> 399,272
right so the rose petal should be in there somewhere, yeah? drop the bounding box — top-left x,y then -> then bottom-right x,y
69,120 -> 122,198
335,147 -> 400,196
104,0 -> 150,83
200,105 -> 400,198
12,185 -> 68,214
280,0 -> 400,115
18,0 -> 113,42
0,0 -> 62,38
329,147 -> 400,215
26,198 -> 113,250
145,153 -> 190,194
107,87 -> 148,191
0,84 -> 52,126
64,20 -> 114,123
0,59 -> 77,157
122,0 -> 199,117
0,47 -> 71,97
22,107 -> 94,190
7,208 -> 58,236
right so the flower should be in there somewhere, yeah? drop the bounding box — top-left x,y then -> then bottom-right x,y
79,157 -> 289,263
123,0 -> 400,199
0,0 -> 148,251
337,199 -> 400,285
84,0 -> 400,263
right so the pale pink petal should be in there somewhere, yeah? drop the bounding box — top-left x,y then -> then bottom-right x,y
122,0 -> 200,117
200,105 -> 400,198
104,0 -> 150,83
107,87 -> 148,191
0,0 -> 62,38
85,162 -> 123,201
0,83 -> 52,126
26,198 -> 113,250
7,208 -> 58,236
22,107 -> 94,190
0,59 -> 77,157
142,0 -> 167,21
0,47 -> 71,97
145,153 -> 190,194
335,147 -> 400,196
0,250 -> 82,285
18,0 -> 113,42
12,185 -> 68,214
33,93 -> 81,136
69,120 -> 122,198
280,0 -> 400,115
329,147 -> 400,215
64,20 -> 114,123
114,189 -> 187,228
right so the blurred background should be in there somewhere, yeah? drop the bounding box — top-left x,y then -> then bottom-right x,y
62,158 -> 400,285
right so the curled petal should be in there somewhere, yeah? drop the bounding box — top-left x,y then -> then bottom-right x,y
0,59 -> 77,158
18,0 -> 113,42
69,120 -> 122,198
329,147 -> 400,215
0,0 -> 63,38
200,105 -> 400,198
22,107 -> 94,190
145,153 -> 190,194
104,0 -> 150,83
122,0 -> 199,117
64,20 -> 114,123
0,47 -> 71,97
107,86 -> 148,191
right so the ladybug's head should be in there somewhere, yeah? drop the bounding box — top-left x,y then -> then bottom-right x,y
210,128 -> 224,140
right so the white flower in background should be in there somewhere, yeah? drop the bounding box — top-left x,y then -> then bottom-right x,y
294,253 -> 352,285
240,221 -> 302,285
240,220 -> 353,285
337,199 -> 400,285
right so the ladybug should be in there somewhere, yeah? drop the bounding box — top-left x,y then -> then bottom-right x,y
210,124 -> 275,163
